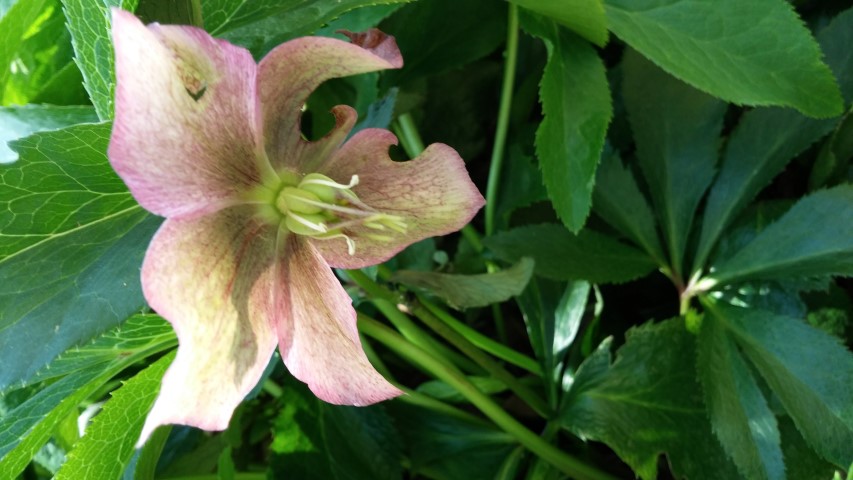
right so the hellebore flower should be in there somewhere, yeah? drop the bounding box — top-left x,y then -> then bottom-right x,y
108,10 -> 484,444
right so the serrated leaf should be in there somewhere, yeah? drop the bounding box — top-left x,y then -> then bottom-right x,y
392,258 -> 534,309
622,48 -> 725,278
55,350 -> 174,480
592,145 -> 665,266
380,0 -> 505,88
0,0 -> 49,102
204,0 -> 413,57
706,302 -> 853,467
509,0 -> 607,46
694,9 -> 853,271
0,105 -> 97,163
560,319 -> 740,480
604,0 -> 843,118
522,13 -> 612,232
484,224 -> 656,284
0,317 -> 175,478
708,186 -> 853,286
779,416 -> 839,480
62,0 -> 132,120
697,311 -> 783,480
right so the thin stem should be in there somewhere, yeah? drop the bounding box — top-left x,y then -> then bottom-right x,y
485,4 -> 519,237
359,316 -> 617,480
392,113 -> 426,158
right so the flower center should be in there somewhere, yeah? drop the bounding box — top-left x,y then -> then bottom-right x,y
263,173 -> 406,255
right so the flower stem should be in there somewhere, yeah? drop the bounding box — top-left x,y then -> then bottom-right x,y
393,113 -> 426,159
484,4 -> 519,237
349,269 -> 549,418
359,316 -> 617,480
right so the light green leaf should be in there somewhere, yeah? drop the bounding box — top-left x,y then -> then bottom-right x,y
392,258 -> 534,309
485,224 -> 656,284
592,146 -> 665,266
0,316 -> 175,478
55,350 -> 174,480
0,105 -> 97,163
0,0 -> 49,102
204,0 -> 413,57
708,185 -> 853,287
694,10 -> 853,271
62,0 -> 133,120
509,0 -> 607,46
622,48 -> 726,278
522,13 -> 612,232
697,311 -> 783,480
0,123 -> 159,388
604,0 -> 843,118
560,319 -> 740,480
706,302 -> 853,467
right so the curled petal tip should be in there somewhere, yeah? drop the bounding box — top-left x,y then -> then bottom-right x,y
338,29 -> 403,69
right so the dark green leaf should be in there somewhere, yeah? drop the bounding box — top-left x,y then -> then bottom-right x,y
0,0 -> 49,101
509,0 -> 607,46
496,146 -> 547,225
62,0 -> 132,120
522,13 -> 612,232
694,9 -> 853,271
392,257 -> 534,309
387,401 -> 515,480
204,0 -> 412,57
0,105 -> 97,163
708,186 -> 853,287
560,319 -> 740,480
314,4 -> 403,38
380,0 -> 505,88
592,146 -> 665,266
779,416 -> 839,480
485,224 -> 656,284
697,311 -> 783,480
0,316 -> 175,478
706,302 -> 853,468
55,351 -> 174,480
622,48 -> 725,277
604,0 -> 843,118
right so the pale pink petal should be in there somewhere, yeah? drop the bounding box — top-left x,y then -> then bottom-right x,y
277,237 -> 402,405
313,129 -> 486,269
258,32 -> 402,172
138,207 -> 278,445
109,10 -> 268,220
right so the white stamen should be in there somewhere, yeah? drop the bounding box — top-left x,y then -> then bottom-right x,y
289,212 -> 327,233
300,174 -> 359,190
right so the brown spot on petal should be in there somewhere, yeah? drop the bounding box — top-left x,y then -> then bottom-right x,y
338,29 -> 403,69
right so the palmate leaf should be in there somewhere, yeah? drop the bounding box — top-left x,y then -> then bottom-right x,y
391,257 -> 534,309
0,315 -> 175,479
203,0 -> 412,57
705,302 -> 853,468
484,224 -> 656,284
693,8 -> 853,271
55,350 -> 174,480
604,0 -> 843,118
560,319 -> 740,480
0,123 -> 159,388
521,12 -> 612,233
622,48 -> 726,278
697,311 -> 783,480
707,185 -> 853,287
508,0 -> 607,46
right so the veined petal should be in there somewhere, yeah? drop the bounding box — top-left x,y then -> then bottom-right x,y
138,207 -> 278,445
258,31 -> 402,172
109,10 -> 268,220
314,129 -> 485,269
277,237 -> 402,405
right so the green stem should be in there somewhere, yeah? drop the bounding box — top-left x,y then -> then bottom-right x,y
359,317 -> 616,480
419,296 -> 542,376
393,113 -> 426,158
350,269 -> 549,418
484,4 -> 519,237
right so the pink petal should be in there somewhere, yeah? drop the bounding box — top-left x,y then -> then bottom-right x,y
138,207 -> 278,445
258,32 -> 402,172
109,10 -> 268,220
313,129 -> 486,269
277,237 -> 402,405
